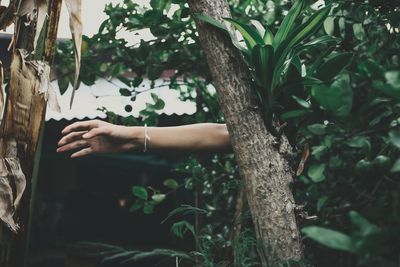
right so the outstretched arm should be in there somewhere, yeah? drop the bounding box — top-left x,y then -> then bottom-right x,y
57,120 -> 231,158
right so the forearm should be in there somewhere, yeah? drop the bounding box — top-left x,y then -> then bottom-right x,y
132,123 -> 232,153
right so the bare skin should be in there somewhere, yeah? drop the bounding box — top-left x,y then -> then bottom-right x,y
57,120 -> 232,158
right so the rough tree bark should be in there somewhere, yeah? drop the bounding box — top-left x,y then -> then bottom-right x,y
187,0 -> 303,261
0,0 -> 62,266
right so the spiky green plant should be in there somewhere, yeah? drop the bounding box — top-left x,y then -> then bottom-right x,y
196,0 -> 341,128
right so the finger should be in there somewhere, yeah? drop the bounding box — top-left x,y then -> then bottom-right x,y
82,127 -> 109,139
61,120 -> 100,135
71,147 -> 93,158
58,131 -> 87,146
57,140 -> 88,153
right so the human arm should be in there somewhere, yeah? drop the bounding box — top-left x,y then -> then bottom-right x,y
57,120 -> 231,158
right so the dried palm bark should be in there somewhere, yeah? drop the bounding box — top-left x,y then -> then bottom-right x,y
0,0 -> 76,266
0,1 -> 16,30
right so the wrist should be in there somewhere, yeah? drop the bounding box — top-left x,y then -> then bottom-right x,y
127,126 -> 145,151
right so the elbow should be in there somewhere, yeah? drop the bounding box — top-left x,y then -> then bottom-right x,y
212,123 -> 232,152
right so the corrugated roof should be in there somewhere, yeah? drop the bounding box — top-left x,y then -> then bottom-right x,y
45,78 -> 197,121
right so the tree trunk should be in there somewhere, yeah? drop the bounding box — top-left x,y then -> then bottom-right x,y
0,1 -> 62,266
187,0 -> 303,261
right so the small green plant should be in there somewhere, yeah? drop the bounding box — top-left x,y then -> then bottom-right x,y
196,0 -> 350,128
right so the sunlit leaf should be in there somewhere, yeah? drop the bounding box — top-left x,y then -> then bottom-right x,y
194,13 -> 228,32
152,194 -> 166,203
163,179 -> 179,190
302,226 -> 355,252
391,159 -> 400,173
307,124 -> 326,135
353,23 -> 365,40
275,5 -> 331,63
273,0 -> 305,48
307,163 -> 326,182
132,186 -> 148,200
224,18 -> 263,49
281,109 -> 309,120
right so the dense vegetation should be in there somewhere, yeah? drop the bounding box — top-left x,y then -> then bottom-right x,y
55,0 -> 400,266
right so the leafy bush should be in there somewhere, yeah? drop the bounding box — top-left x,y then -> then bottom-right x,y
55,0 -> 400,266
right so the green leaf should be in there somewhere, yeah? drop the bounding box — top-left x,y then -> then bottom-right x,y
317,196 -> 328,212
273,5 -> 331,90
345,136 -> 370,148
263,26 -> 274,45
119,88 -> 132,96
250,20 -> 274,45
143,204 -> 155,214
250,20 -> 265,37
150,0 -> 166,10
315,52 -> 354,81
252,44 -> 274,91
355,159 -> 372,175
132,186 -> 148,200
163,179 -> 179,190
353,23 -> 365,40
391,159 -> 400,173
132,76 -> 144,87
311,145 -> 327,160
129,202 -> 142,212
171,221 -> 194,239
151,93 -> 165,109
373,81 -> 400,101
272,0 -> 305,48
194,13 -> 228,32
151,93 -> 159,103
152,194 -> 166,203
58,77 -> 70,95
307,124 -> 326,135
298,35 -> 339,51
307,163 -> 326,182
372,155 -> 390,169
311,73 -> 353,117
286,56 -> 303,83
292,96 -> 310,108
153,99 -> 165,110
224,18 -> 263,49
389,130 -> 400,148
359,60 -> 385,79
323,16 -> 335,35
147,65 -> 163,80
102,251 -> 139,264
280,110 -> 309,120
302,226 -> 355,252
275,5 -> 331,63
385,71 -> 400,89
350,211 -> 379,238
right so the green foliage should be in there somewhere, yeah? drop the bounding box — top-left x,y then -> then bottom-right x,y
70,242 -> 192,265
302,226 -> 355,252
54,0 -> 400,266
199,0 -> 335,128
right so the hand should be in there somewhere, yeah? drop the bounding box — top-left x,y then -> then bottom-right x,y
57,120 -> 143,158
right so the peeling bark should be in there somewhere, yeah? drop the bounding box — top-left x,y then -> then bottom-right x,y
0,0 -> 64,266
44,0 -> 62,63
187,0 -> 303,261
0,2 -> 16,30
